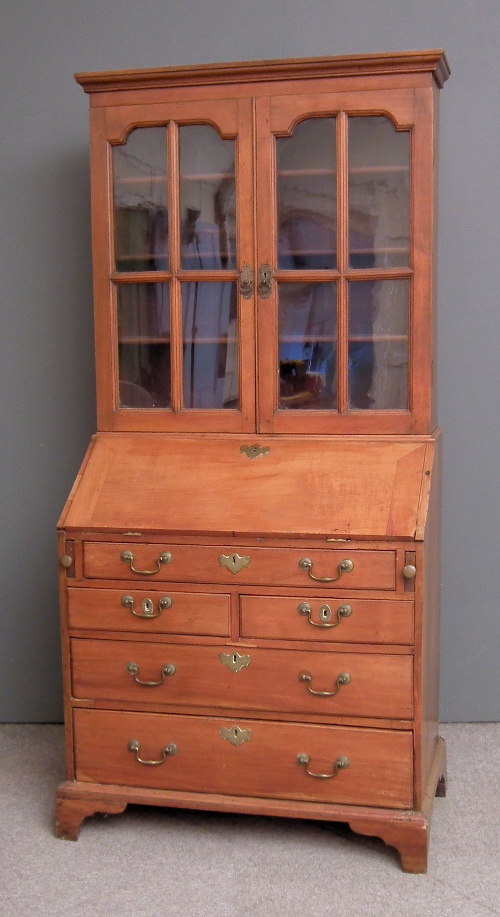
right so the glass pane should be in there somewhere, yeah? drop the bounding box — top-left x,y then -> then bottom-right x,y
278,282 -> 337,410
348,279 -> 409,410
113,127 -> 168,272
349,117 -> 409,269
117,283 -> 171,408
182,282 -> 238,408
179,126 -> 236,270
277,118 -> 336,270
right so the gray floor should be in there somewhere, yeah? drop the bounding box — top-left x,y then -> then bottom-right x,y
1,723 -> 499,916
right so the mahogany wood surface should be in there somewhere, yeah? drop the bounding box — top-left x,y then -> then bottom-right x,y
240,595 -> 414,644
71,638 -> 413,718
60,433 -> 434,539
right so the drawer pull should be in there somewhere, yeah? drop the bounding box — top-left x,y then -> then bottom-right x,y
127,739 -> 177,766
298,557 -> 354,583
121,595 -> 172,618
296,753 -> 350,779
125,661 -> 176,686
219,553 -> 250,575
299,670 -> 351,697
297,602 -> 352,628
120,550 -> 172,575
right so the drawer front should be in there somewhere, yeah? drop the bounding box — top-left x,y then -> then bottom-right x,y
71,639 -> 413,719
241,596 -> 414,645
67,588 -> 230,637
74,708 -> 413,809
83,542 -> 396,590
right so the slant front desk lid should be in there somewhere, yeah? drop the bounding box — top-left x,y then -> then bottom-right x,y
60,433 -> 439,540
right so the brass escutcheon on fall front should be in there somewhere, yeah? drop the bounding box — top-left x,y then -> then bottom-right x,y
240,444 -> 270,459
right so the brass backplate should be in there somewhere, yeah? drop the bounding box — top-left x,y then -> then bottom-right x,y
219,553 -> 250,574
219,651 -> 251,673
220,726 -> 252,747
240,444 -> 270,459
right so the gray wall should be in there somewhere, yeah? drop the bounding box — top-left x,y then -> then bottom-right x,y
1,0 -> 499,722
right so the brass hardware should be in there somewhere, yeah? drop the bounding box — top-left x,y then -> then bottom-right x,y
125,661 -> 176,686
121,595 -> 172,618
60,555 -> 73,568
299,670 -> 351,697
296,753 -> 350,779
220,725 -> 252,747
120,550 -> 172,575
239,264 -> 254,299
297,602 -> 352,628
127,739 -> 177,766
403,564 -> 417,579
298,557 -> 354,583
219,553 -> 250,575
240,444 -> 271,459
258,263 -> 273,299
219,651 -> 251,673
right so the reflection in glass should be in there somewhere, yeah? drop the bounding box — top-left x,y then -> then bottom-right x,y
117,284 -> 171,408
113,127 -> 168,272
349,117 -> 409,269
182,282 -> 238,409
277,118 -> 336,270
348,279 -> 409,410
179,126 -> 236,270
278,282 -> 337,410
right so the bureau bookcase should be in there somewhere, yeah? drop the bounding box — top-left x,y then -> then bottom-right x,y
55,51 -> 449,872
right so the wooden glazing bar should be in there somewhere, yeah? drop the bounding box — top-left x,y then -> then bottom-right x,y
336,111 -> 349,415
167,121 -> 183,412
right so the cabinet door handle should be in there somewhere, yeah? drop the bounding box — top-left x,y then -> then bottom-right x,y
127,740 -> 177,765
258,263 -> 272,299
298,557 -> 354,583
299,670 -> 351,697
125,661 -> 176,686
120,550 -> 172,575
297,602 -> 352,628
296,753 -> 350,779
239,264 -> 254,299
121,595 -> 172,618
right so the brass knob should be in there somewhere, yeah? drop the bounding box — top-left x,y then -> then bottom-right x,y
403,564 -> 417,580
60,555 -> 73,568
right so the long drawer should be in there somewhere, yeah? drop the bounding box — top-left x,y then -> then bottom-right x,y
67,587 -> 230,636
82,542 -> 397,590
240,595 -> 414,644
73,708 -> 414,809
71,639 -> 413,719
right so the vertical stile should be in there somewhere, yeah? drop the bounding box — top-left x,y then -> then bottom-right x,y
168,120 -> 183,412
336,111 -> 349,415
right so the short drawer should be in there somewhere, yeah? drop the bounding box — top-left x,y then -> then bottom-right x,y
83,542 -> 396,590
74,708 -> 413,809
67,588 -> 230,637
71,639 -> 413,719
240,596 -> 414,645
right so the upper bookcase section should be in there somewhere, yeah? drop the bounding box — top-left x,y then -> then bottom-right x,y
76,52 -> 449,435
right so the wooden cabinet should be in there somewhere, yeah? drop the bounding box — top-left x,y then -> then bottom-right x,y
55,51 -> 449,872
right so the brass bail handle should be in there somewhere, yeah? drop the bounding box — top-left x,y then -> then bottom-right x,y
125,661 -> 176,686
299,670 -> 351,697
128,740 -> 177,766
258,263 -> 272,299
298,557 -> 354,583
121,595 -> 172,618
120,550 -> 172,575
297,602 -> 352,628
296,753 -> 350,779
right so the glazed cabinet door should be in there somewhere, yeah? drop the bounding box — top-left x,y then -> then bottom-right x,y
90,99 -> 256,432
255,88 -> 434,434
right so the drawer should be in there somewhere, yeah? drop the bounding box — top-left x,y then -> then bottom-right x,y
73,708 -> 413,809
67,588 -> 230,637
83,542 -> 396,590
71,639 -> 413,719
240,596 -> 414,645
